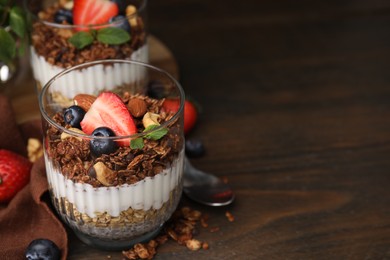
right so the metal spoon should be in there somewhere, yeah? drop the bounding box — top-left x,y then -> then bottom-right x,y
183,157 -> 235,206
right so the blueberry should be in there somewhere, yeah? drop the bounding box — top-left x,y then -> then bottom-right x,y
54,8 -> 73,24
63,105 -> 85,129
147,80 -> 166,99
109,15 -> 131,33
185,139 -> 205,158
25,238 -> 61,260
111,0 -> 127,14
90,127 -> 118,157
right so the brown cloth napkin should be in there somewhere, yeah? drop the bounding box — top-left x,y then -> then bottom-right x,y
0,94 -> 68,260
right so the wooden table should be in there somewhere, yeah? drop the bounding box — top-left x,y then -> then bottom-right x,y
6,0 -> 390,258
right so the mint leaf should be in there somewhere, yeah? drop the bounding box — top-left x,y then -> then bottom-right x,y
129,125 -> 168,150
144,125 -> 168,141
97,27 -> 130,45
0,28 -> 16,64
130,138 -> 144,149
10,6 -> 25,38
69,31 -> 94,49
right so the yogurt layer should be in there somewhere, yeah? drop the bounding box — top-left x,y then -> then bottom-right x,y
44,149 -> 184,218
30,43 -> 149,98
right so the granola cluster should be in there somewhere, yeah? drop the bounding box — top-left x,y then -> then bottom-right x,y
122,206 -> 209,259
122,206 -> 236,259
46,93 -> 183,187
31,3 -> 146,68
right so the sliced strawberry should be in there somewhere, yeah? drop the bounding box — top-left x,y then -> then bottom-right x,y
162,99 -> 198,134
80,92 -> 137,146
73,0 -> 118,29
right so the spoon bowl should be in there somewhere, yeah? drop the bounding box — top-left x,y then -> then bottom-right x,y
183,157 -> 235,206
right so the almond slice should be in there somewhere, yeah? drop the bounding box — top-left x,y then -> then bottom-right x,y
73,94 -> 96,111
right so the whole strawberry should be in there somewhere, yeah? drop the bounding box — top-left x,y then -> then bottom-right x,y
162,99 -> 198,135
0,149 -> 32,203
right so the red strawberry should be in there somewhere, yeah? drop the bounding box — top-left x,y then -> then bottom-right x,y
80,92 -> 137,146
0,149 -> 32,203
162,99 -> 198,134
73,0 -> 118,28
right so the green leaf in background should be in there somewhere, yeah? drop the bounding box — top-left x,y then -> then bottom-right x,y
144,125 -> 168,141
0,28 -> 16,64
0,0 -> 10,6
97,27 -> 130,45
17,36 -> 27,56
68,31 -> 94,49
0,5 -> 9,28
130,138 -> 144,149
10,6 -> 25,38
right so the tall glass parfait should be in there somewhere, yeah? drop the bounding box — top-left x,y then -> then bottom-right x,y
39,59 -> 185,250
25,0 -> 148,92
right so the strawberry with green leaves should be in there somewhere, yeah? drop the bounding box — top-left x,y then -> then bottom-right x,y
0,149 -> 32,203
69,0 -> 130,48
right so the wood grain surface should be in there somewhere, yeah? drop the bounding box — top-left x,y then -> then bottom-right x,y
6,0 -> 390,259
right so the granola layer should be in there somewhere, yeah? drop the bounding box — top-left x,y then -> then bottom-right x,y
50,183 -> 182,240
44,149 -> 184,217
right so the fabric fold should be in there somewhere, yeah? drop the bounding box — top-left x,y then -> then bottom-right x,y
0,94 -> 68,260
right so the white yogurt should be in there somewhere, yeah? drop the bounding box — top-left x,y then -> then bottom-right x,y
30,43 -> 149,98
44,149 -> 184,218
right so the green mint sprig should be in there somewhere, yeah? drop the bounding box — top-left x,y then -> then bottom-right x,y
130,125 -> 169,150
69,27 -> 131,49
0,4 -> 27,66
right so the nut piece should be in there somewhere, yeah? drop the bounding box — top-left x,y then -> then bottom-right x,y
27,138 -> 43,163
185,239 -> 202,251
126,5 -> 138,27
60,128 -> 85,141
52,92 -> 73,108
59,0 -> 72,9
73,94 -> 96,111
128,98 -> 147,117
133,243 -> 150,259
142,112 -> 160,128
56,29 -> 74,39
225,211 -> 235,222
63,0 -> 73,9
91,162 -> 116,186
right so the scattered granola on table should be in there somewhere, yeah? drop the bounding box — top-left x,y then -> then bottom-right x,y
225,211 -> 235,222
122,206 -> 208,259
122,203 -> 236,259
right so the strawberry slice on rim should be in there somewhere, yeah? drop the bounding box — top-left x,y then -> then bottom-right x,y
73,0 -> 119,29
80,92 -> 137,146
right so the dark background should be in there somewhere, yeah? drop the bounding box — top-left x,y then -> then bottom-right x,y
70,0 -> 390,258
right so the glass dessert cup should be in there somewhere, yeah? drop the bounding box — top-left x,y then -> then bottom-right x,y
39,59 -> 184,250
26,0 -> 148,92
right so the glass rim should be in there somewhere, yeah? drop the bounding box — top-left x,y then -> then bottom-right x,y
25,0 -> 148,30
39,59 -> 185,141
